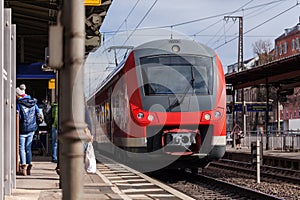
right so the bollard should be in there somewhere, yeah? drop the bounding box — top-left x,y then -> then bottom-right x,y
256,140 -> 260,184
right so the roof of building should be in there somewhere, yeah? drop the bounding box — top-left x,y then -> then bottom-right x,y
225,53 -> 300,92
4,0 -> 112,63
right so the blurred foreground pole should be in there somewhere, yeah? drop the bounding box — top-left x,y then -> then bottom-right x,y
59,0 -> 87,199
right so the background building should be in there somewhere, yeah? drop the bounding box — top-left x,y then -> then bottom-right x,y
226,17 -> 300,133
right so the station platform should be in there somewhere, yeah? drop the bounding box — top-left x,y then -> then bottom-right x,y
226,145 -> 300,157
5,156 -> 125,200
224,145 -> 300,170
5,148 -> 300,199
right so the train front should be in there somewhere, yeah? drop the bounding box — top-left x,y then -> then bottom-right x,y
121,39 -> 226,171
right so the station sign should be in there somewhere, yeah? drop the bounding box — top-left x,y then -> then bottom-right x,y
246,103 -> 272,112
226,103 -> 242,114
226,102 -> 272,113
84,0 -> 101,6
48,79 -> 55,89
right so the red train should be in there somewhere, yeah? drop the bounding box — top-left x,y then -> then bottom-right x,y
87,39 -> 226,172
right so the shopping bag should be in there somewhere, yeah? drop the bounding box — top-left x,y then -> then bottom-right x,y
85,142 -> 97,173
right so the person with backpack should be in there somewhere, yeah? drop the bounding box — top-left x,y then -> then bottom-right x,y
16,86 -> 43,176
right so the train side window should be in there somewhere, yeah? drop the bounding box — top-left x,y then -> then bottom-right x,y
95,106 -> 100,122
101,104 -> 105,124
105,101 -> 110,122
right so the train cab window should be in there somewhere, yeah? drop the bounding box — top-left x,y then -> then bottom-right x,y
140,55 -> 213,96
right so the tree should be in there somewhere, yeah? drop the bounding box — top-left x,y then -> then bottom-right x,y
252,39 -> 273,65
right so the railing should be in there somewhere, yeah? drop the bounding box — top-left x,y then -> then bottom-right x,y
232,131 -> 300,151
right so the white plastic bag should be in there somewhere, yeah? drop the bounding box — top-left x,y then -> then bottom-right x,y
85,142 -> 97,173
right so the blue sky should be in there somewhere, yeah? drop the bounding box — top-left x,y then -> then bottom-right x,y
100,0 -> 300,65
85,0 -> 300,96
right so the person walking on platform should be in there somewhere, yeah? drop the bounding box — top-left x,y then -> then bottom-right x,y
51,102 -> 58,163
232,123 -> 242,149
16,86 -> 42,176
19,83 -> 26,92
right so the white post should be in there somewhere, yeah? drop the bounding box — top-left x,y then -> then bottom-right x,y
243,114 -> 247,148
256,140 -> 260,183
0,1 -> 4,199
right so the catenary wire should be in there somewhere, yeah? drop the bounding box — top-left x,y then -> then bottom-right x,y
101,0 -> 289,36
214,1 -> 299,49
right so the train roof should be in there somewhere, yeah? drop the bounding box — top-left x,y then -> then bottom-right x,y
134,39 -> 216,57
87,39 -> 217,102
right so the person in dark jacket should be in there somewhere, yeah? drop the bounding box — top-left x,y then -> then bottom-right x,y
16,86 -> 42,176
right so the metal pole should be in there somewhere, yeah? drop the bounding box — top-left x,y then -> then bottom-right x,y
232,89 -> 235,148
60,1 -> 87,199
4,8 -> 12,195
11,23 -> 16,189
265,81 -> 270,150
277,93 -> 281,136
224,16 -> 244,131
243,101 -> 246,145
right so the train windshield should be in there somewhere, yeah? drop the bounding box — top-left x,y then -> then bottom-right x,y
140,55 -> 213,95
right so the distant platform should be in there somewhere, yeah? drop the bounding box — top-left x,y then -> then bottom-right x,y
225,146 -> 300,170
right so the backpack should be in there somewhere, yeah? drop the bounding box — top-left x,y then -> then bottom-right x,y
18,101 -> 38,133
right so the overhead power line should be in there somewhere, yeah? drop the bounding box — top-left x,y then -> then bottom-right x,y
101,0 -> 288,36
114,0 -> 141,34
193,0 -> 254,36
122,0 -> 158,46
103,0 -> 141,43
173,0 -> 289,30
214,1 -> 300,49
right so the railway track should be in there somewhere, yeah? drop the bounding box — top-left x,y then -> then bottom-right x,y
95,151 -> 195,200
96,151 -> 299,199
201,160 -> 300,199
149,169 -> 283,200
210,159 -> 300,185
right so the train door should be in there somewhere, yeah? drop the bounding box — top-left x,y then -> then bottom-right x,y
107,87 -> 113,142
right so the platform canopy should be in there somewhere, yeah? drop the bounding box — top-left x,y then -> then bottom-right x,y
16,62 -> 55,79
225,53 -> 300,93
4,0 -> 113,63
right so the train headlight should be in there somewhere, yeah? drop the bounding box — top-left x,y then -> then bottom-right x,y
204,114 -> 211,120
147,114 -> 154,121
201,108 -> 224,121
214,111 -> 221,118
130,103 -> 155,126
137,112 -> 144,119
172,45 -> 180,53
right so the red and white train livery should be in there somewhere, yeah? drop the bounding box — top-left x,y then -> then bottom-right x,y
87,39 -> 226,171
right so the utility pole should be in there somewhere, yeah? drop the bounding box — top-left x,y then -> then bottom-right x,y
60,0 -> 87,199
224,16 -> 245,136
224,16 -> 243,71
